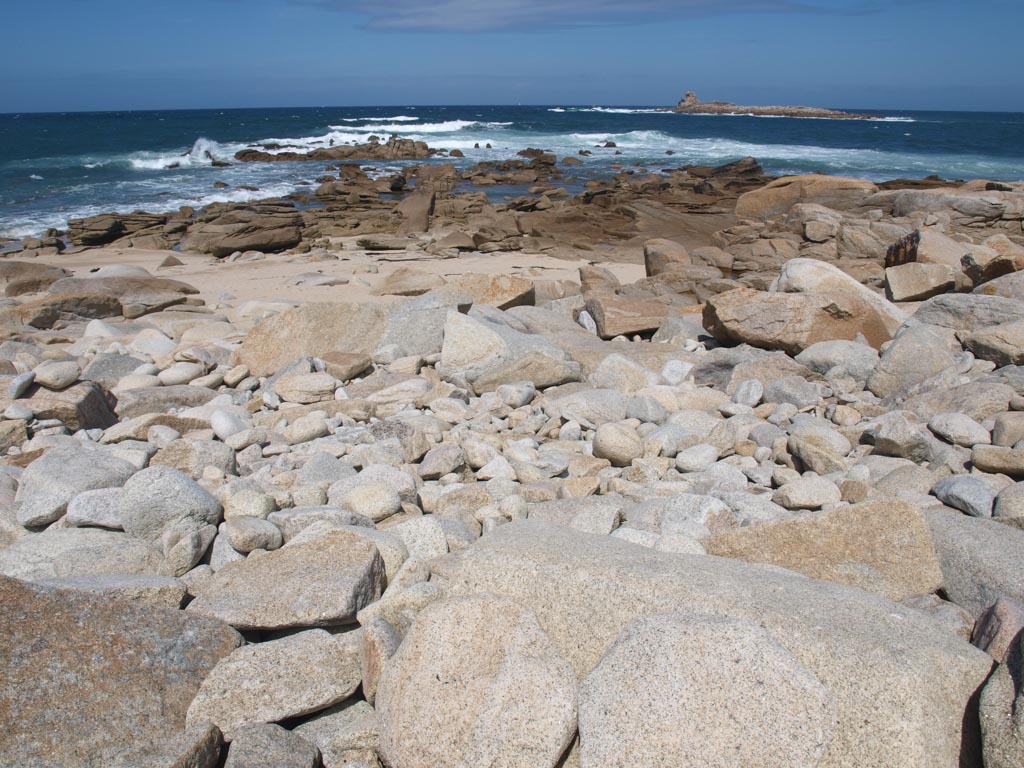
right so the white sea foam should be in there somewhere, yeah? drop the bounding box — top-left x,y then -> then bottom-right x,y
328,120 -> 510,134
29,175 -> 43,180
569,107 -> 672,115
129,137 -> 233,170
340,115 -> 419,122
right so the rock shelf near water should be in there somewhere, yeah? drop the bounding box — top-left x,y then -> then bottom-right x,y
1,160 -> 1024,767
671,91 -> 880,119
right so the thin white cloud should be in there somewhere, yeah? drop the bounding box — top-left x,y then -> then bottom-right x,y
300,0 -> 823,32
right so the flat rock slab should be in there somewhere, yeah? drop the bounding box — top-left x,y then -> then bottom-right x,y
0,576 -> 240,767
704,499 -> 943,601
33,573 -> 186,609
186,629 -> 361,741
0,527 -> 164,580
186,530 -> 385,630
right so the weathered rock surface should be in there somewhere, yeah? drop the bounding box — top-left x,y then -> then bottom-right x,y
443,521 -> 992,768
704,288 -> 893,354
0,576 -> 240,767
579,613 -> 835,768
377,594 -> 577,768
186,629 -> 360,741
187,530 -> 385,629
705,500 -> 943,600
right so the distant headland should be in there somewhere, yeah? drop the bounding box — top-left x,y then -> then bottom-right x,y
671,91 -> 879,120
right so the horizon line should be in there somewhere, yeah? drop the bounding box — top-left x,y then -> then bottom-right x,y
3,102 -> 1024,117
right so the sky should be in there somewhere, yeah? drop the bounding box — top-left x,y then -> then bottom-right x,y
2,0 -> 1021,113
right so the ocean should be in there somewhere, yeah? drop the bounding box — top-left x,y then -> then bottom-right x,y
1,105 -> 1022,239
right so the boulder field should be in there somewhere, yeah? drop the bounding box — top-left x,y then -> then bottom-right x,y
1,167 -> 1024,767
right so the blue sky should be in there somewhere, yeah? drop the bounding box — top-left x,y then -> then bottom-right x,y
2,0 -> 1021,112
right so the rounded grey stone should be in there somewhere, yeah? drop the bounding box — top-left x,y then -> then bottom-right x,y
119,465 -> 223,543
932,475 -> 995,518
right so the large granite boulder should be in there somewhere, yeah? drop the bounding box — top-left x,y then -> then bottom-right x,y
703,288 -> 894,355
233,295 -> 465,377
772,258 -> 906,337
0,527 -> 164,580
440,521 -> 992,768
0,576 -> 240,767
47,275 -> 199,317
15,444 -> 137,528
579,613 -> 835,768
0,261 -> 71,296
377,594 -> 577,768
186,629 -> 361,741
923,505 -> 1024,617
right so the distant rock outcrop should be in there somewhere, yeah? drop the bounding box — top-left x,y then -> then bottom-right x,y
673,92 -> 878,120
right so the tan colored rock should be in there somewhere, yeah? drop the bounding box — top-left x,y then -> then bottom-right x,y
0,260 -> 71,296
642,239 -> 691,277
448,273 -> 536,309
444,521 -> 991,768
275,372 -> 338,404
186,629 -> 360,741
705,500 -> 943,601
592,422 -> 643,467
319,351 -> 372,381
972,446 -> 1024,477
917,229 -> 993,270
703,288 -> 893,355
186,530 -> 385,630
579,613 -> 835,768
885,262 -> 956,302
584,292 -> 674,340
735,175 -> 878,220
372,266 -> 446,297
181,204 -> 303,257
773,258 -> 906,337
966,321 -> 1024,367
377,594 -> 577,768
232,302 -> 387,377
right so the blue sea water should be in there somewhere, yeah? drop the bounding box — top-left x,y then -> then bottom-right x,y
1,105 -> 1022,238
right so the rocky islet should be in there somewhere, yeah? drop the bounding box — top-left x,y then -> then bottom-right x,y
0,151 -> 1023,767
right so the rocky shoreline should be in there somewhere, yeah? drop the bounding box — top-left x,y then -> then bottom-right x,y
671,91 -> 880,119
2,147 -> 1024,767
